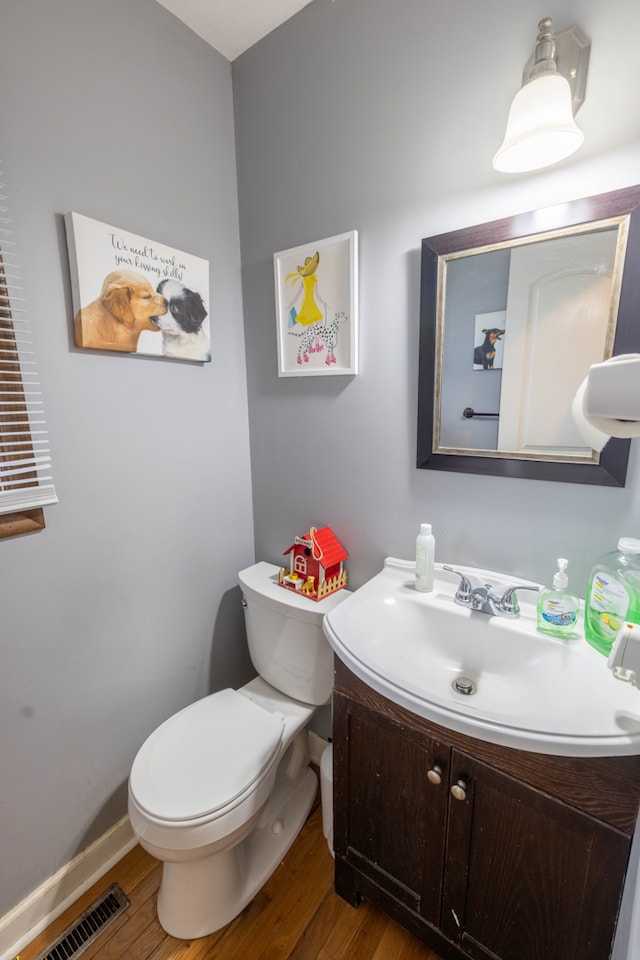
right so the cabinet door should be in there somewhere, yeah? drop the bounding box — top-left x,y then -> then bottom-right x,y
443,750 -> 631,960
333,692 -> 449,924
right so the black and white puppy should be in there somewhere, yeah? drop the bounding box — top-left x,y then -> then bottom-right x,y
155,279 -> 211,362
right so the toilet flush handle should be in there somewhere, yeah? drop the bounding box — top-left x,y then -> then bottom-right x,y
241,597 -> 247,608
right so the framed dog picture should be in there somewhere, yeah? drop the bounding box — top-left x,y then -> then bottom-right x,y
65,212 -> 211,363
473,311 -> 506,371
274,230 -> 358,377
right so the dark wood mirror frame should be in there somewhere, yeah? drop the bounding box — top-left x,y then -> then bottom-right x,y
417,185 -> 640,486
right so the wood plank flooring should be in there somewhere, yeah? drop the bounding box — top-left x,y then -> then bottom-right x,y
15,805 -> 442,960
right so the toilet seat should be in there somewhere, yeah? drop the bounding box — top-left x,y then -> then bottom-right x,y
129,689 -> 284,823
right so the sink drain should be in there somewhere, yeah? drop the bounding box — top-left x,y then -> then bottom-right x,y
453,676 -> 476,696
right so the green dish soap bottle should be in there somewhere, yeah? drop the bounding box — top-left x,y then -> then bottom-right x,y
584,538 -> 640,656
537,559 -> 578,638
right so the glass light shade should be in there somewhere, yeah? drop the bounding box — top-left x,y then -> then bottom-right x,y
493,72 -> 584,173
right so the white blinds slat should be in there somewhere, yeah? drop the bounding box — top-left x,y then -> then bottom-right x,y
0,454 -> 51,469
0,484 -> 57,512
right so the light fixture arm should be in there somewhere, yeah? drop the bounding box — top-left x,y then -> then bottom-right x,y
522,18 -> 590,115
527,18 -> 558,81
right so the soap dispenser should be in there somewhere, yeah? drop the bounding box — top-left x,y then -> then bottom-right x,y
536,558 -> 579,638
415,523 -> 435,592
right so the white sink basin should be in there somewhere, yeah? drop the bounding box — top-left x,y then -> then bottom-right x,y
323,557 -> 640,756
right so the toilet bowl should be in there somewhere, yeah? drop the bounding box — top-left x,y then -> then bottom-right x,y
128,561 -> 349,939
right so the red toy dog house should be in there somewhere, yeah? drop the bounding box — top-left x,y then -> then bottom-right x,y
279,525 -> 348,601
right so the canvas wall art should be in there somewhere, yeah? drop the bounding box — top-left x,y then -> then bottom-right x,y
274,231 -> 358,376
65,212 -> 211,362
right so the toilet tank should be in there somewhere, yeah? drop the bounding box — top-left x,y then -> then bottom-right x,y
238,561 -> 350,706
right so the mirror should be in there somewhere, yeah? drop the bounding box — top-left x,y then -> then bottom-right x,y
418,185 -> 640,486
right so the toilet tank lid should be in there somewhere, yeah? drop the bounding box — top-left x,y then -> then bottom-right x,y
238,560 -> 350,625
129,689 -> 284,823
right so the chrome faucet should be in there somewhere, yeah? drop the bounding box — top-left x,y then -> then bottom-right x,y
443,566 -> 540,618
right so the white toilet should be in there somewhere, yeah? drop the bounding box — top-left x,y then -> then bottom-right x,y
128,560 -> 348,939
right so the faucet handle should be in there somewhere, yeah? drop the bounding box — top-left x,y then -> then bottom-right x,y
443,565 -> 474,602
498,583 -> 540,617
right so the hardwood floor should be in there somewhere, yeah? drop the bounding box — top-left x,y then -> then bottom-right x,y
16,805 -> 441,960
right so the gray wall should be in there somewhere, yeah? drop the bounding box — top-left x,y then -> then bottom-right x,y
233,0 -> 640,594
439,249 -> 510,450
0,0 -> 255,918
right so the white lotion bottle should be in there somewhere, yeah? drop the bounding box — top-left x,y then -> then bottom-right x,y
415,523 -> 435,592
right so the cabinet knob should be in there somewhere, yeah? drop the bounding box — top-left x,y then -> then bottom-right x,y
427,765 -> 442,785
451,779 -> 467,801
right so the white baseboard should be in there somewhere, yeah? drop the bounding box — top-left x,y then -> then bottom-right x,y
0,815 -> 136,960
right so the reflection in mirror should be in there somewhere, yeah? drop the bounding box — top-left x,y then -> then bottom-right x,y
418,186 -> 640,486
438,224 -> 622,455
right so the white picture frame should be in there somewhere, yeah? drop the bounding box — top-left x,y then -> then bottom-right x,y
274,230 -> 358,377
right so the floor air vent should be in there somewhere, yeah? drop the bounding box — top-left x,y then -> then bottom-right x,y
32,883 -> 130,960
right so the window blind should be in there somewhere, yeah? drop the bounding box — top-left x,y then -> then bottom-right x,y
0,168 -> 57,516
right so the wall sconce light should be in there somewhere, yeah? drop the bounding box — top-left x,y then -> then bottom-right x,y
493,17 -> 590,174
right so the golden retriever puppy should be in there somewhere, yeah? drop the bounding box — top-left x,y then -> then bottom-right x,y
74,270 -> 167,352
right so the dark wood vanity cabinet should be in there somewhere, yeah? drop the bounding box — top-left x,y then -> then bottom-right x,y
333,660 -> 640,960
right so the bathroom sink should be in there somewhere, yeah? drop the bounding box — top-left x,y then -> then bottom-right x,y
323,558 -> 640,756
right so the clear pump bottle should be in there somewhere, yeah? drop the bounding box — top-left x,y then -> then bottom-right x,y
536,558 -> 578,638
584,538 -> 640,656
